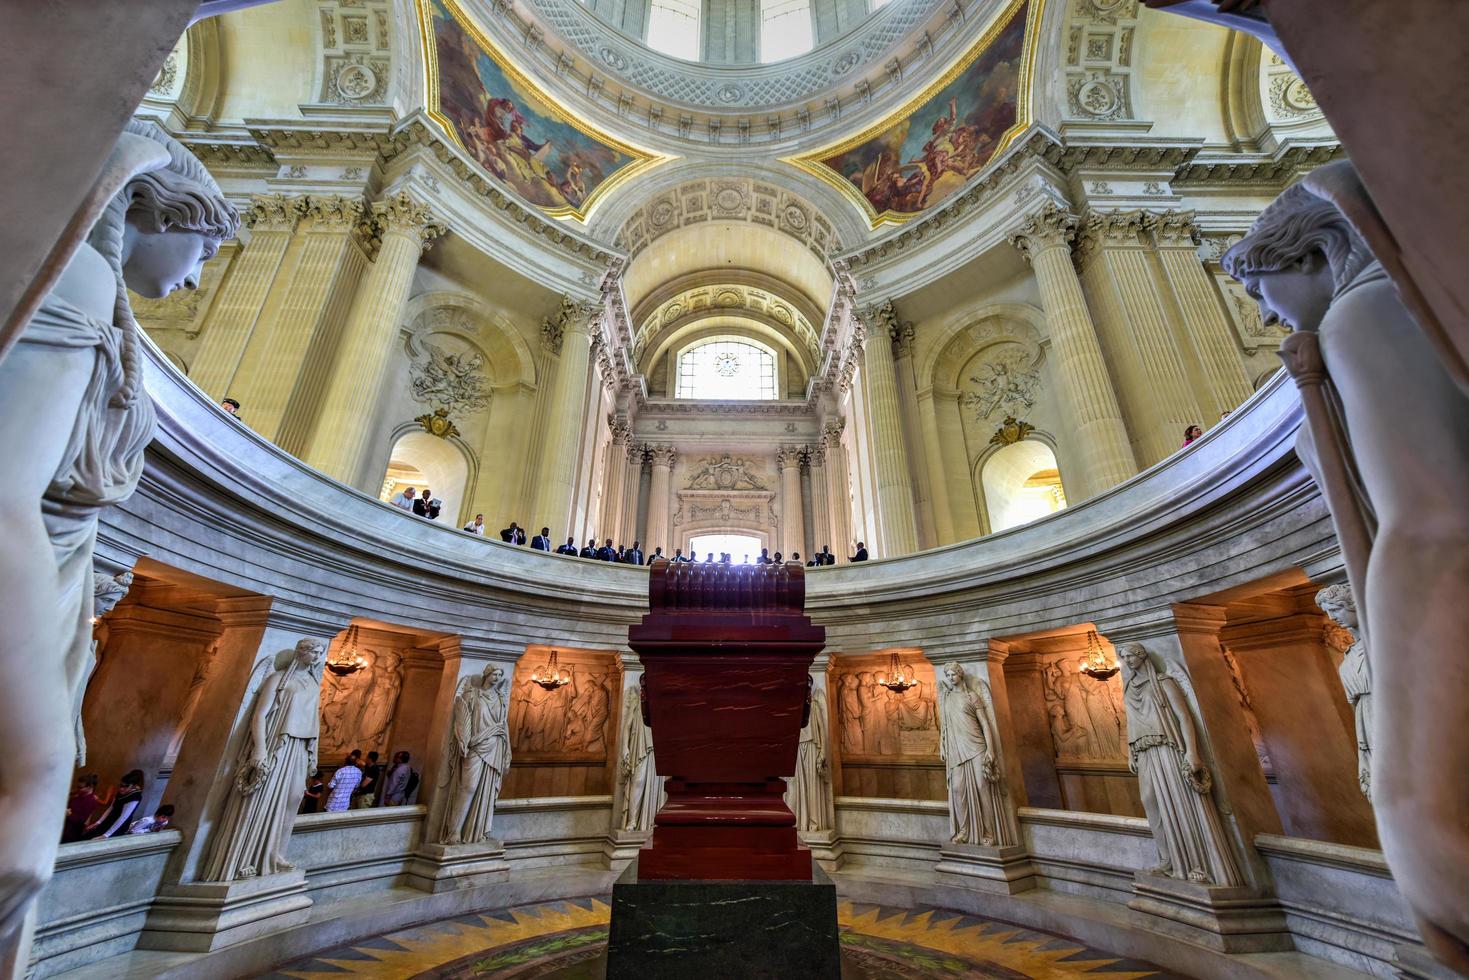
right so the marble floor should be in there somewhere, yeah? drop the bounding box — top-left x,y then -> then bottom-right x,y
265,897 -> 1188,979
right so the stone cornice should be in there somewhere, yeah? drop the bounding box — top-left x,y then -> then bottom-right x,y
1172,143 -> 1343,187
638,399 -> 815,417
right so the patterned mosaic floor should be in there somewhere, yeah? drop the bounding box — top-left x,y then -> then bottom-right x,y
265,897 -> 1188,979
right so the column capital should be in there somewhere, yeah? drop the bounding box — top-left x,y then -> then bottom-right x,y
243,193 -> 303,232
608,412 -> 632,445
1007,203 -> 1078,261
804,443 -> 826,468
299,194 -> 366,230
776,445 -> 803,470
1145,209 -> 1201,250
648,444 -> 677,468
1076,208 -> 1150,259
370,190 -> 446,250
627,440 -> 649,464
821,416 -> 845,447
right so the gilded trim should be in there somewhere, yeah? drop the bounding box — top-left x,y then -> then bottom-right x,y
415,0 -> 674,224
782,0 -> 1045,229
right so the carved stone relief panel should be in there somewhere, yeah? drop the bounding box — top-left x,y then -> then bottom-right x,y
616,179 -> 837,262
318,641 -> 406,762
503,648 -> 622,799
832,655 -> 940,757
683,453 -> 769,492
1063,0 -> 1138,121
1039,653 -> 1126,763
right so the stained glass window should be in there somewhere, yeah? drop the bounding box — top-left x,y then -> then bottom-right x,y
675,339 -> 777,400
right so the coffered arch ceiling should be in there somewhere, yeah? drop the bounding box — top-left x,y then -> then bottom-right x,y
621,220 -> 833,325
631,271 -> 825,364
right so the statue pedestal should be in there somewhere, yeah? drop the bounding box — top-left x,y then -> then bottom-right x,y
138,870 -> 311,952
629,561 -> 826,881
602,829 -> 650,869
406,839 -> 509,894
935,843 -> 1036,894
605,858 -> 840,979
1129,872 -> 1290,952
799,828 -> 845,872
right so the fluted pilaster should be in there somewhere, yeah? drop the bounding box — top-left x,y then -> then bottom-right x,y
534,296 -> 603,536
190,194 -> 300,399
777,445 -> 806,557
1009,205 -> 1137,498
600,415 -> 631,544
620,441 -> 646,548
304,191 -> 444,485
1148,211 -> 1254,417
856,302 -> 919,557
822,418 -> 853,556
806,444 -> 830,557
644,444 -> 676,554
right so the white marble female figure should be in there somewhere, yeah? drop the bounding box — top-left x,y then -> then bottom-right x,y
937,663 -> 1017,847
1118,644 -> 1243,886
437,665 -> 512,844
0,119 -> 235,945
201,638 -> 327,881
1316,585 -> 1372,799
786,685 -> 832,833
617,683 -> 664,833
1223,162 -> 1469,969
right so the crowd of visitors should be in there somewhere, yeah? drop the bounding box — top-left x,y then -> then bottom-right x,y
302,749 -> 420,814
474,520 -> 867,566
61,770 -> 176,842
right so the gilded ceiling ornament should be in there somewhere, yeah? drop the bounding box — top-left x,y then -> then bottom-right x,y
416,406 -> 461,439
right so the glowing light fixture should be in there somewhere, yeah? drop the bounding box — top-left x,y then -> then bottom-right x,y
531,649 -> 573,690
875,651 -> 918,693
1078,629 -> 1119,681
327,624 -> 369,676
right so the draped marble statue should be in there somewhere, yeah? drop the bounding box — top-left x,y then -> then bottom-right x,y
201,638 -> 326,882
1316,585 -> 1373,799
617,683 -> 664,833
786,684 -> 832,833
436,665 -> 512,845
1224,161 -> 1469,969
937,663 -> 1017,847
1118,644 -> 1243,886
0,119 -> 236,950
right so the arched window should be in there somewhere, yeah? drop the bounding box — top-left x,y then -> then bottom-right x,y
647,0 -> 701,60
981,440 -> 1067,533
759,0 -> 814,62
675,338 -> 778,400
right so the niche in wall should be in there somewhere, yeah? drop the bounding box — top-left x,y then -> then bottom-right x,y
830,651 -> 945,801
501,646 -> 622,798
980,439 -> 1067,533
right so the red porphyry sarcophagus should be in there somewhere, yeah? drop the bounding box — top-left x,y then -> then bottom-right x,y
628,559 -> 827,880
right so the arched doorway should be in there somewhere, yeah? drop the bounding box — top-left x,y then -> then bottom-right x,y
980,441 -> 1067,533
688,532 -> 764,563
379,430 -> 471,527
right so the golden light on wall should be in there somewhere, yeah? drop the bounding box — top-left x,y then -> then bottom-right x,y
327,624 -> 369,676
1078,629 -> 1118,681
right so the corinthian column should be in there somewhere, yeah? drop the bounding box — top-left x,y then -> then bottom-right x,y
533,297 -> 603,538
644,445 -> 676,555
620,442 -> 646,548
855,303 -> 920,557
304,191 -> 444,486
1147,211 -> 1254,417
777,446 -> 806,557
600,415 -> 631,543
806,445 -> 830,557
1009,206 -> 1136,498
190,194 -> 300,399
822,418 -> 852,557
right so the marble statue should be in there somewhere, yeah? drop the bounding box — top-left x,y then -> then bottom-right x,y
1316,585 -> 1372,799
0,119 -> 236,947
436,665 -> 511,845
786,685 -> 833,832
1224,161 -> 1469,968
201,638 -> 326,882
617,683 -> 664,832
937,663 -> 1017,847
1118,644 -> 1244,886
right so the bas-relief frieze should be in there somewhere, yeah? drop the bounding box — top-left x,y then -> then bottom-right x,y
318,647 -> 405,762
834,662 -> 940,760
509,655 -> 618,758
1040,655 -> 1125,763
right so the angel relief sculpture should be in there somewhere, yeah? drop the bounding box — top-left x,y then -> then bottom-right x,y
409,341 -> 491,438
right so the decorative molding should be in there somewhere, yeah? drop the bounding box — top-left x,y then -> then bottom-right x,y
616,177 -> 839,262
